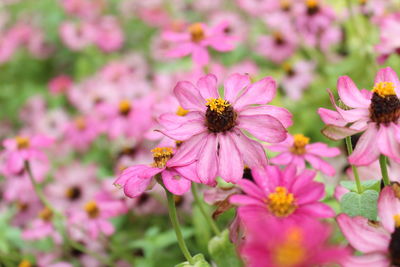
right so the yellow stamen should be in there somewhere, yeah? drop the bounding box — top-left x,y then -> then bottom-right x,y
373,82 -> 396,97
273,227 -> 306,267
119,100 -> 131,115
39,207 -> 53,222
206,98 -> 230,114
290,134 -> 310,155
394,214 -> 400,227
176,106 -> 189,116
267,187 -> 297,217
306,0 -> 318,7
84,201 -> 100,219
15,136 -> 30,149
18,260 -> 32,267
151,147 -> 174,168
188,23 -> 205,43
74,116 -> 86,130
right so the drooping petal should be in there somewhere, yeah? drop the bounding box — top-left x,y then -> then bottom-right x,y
223,73 -> 251,103
318,108 -> 347,127
321,125 -> 363,141
337,76 -> 370,108
234,77 -> 277,109
238,114 -> 287,143
162,170 -> 191,195
197,134 -> 218,184
218,134 -> 243,183
123,176 -> 153,198
174,81 -> 206,111
196,74 -> 219,100
378,186 -> 400,233
348,125 -> 380,166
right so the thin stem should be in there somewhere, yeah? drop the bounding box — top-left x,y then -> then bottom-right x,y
191,183 -> 221,236
379,155 -> 391,186
165,189 -> 194,264
345,137 -> 363,193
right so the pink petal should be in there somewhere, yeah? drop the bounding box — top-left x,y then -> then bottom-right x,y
234,77 -> 277,110
157,119 -> 206,141
174,163 -> 201,183
294,182 -> 325,204
300,202 -> 335,218
192,46 -> 209,67
306,143 -> 341,157
348,125 -> 380,166
318,108 -> 347,127
158,112 -> 203,130
99,220 -> 114,236
321,124 -> 362,141
374,67 -> 400,96
237,179 -> 265,199
114,165 -> 151,187
162,170 -> 191,195
230,194 -> 264,206
377,124 -> 400,163
343,254 -> 390,267
196,134 -> 218,184
174,81 -> 206,111
304,154 -> 336,176
167,132 -> 208,166
165,42 -> 193,58
223,73 -> 251,103
239,105 -> 293,128
337,214 -> 390,253
196,74 -> 219,100
218,134 -> 243,183
337,76 -> 370,108
271,152 -> 293,166
238,114 -> 287,143
378,186 -> 400,233
230,129 -> 267,167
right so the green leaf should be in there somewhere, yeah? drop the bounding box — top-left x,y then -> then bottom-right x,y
340,190 -> 379,220
340,180 -> 381,193
208,230 -> 243,267
175,254 -> 211,267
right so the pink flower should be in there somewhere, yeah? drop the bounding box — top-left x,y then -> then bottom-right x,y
94,16 -> 124,52
159,73 -> 292,184
230,165 -> 334,219
280,61 -> 315,100
318,67 -> 400,166
2,134 -> 53,174
115,147 -> 192,197
48,75 -> 72,94
162,22 -> 237,66
337,186 -> 400,267
22,207 -> 60,242
240,212 -> 349,267
375,12 -> 400,64
268,133 -> 340,176
63,115 -> 101,151
59,21 -> 97,51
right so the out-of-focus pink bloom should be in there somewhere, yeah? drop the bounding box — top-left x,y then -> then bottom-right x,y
231,165 -> 334,219
22,207 -> 60,242
375,13 -> 400,64
209,12 -> 248,42
159,74 -> 291,184
49,75 -> 72,94
281,61 -> 315,100
61,0 -> 105,19
162,22 -> 237,66
268,133 -> 340,176
240,212 -> 349,267
95,16 -> 124,52
59,21 -> 97,51
2,134 -> 53,174
337,186 -> 400,267
115,146 -> 193,197
318,67 -> 400,166
63,115 -> 101,151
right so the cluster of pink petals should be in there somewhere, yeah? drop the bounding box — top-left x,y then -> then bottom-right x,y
159,73 -> 292,184
375,12 -> 400,64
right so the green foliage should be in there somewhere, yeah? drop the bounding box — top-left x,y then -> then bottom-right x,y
340,190 -> 379,220
175,254 -> 211,267
208,230 -> 243,267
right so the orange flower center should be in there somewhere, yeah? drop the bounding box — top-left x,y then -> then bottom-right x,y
290,134 -> 310,155
267,187 -> 297,217
15,136 -> 30,149
151,147 -> 174,168
85,201 -> 100,219
189,23 -> 205,43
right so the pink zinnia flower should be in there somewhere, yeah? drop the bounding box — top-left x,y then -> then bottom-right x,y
318,67 -> 400,166
59,21 -> 96,51
337,186 -> 400,267
162,22 -> 237,66
159,73 -> 292,184
115,146 -> 193,197
48,75 -> 72,94
280,61 -> 315,100
268,133 -> 340,176
375,12 -> 400,64
22,207 -> 60,242
94,16 -> 124,52
63,115 -> 101,151
240,213 -> 349,267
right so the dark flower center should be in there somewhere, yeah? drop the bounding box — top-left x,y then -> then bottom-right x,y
65,186 -> 82,201
369,82 -> 400,125
205,98 -> 237,133
119,100 -> 131,116
306,0 -> 320,16
390,218 -> 400,266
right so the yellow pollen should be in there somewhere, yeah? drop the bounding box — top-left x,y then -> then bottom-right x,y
15,136 -> 30,149
274,227 -> 306,267
39,207 -> 53,222
176,106 -> 189,116
84,201 -> 100,219
188,23 -> 205,43
267,187 -> 297,217
206,98 -> 230,114
394,214 -> 400,227
372,82 -> 396,97
280,0 -> 291,10
18,260 -> 32,267
306,0 -> 318,7
151,147 -> 174,168
74,116 -> 86,130
290,134 -> 310,155
119,100 -> 131,115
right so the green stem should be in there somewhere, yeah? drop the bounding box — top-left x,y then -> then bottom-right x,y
165,189 -> 194,264
191,183 -> 221,236
379,155 -> 390,186
345,137 -> 363,193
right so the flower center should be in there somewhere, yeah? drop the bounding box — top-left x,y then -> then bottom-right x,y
369,82 -> 400,125
18,260 -> 32,267
267,187 -> 297,217
290,134 -> 310,155
280,0 -> 291,11
119,100 -> 131,116
283,63 -> 295,77
15,136 -> 30,149
65,186 -> 82,201
359,0 -> 367,5
39,207 -> 53,222
85,201 -> 100,219
205,98 -> 237,133
189,23 -> 205,43
151,147 -> 174,168
273,227 -> 306,267
306,0 -> 319,15
17,201 -> 29,212
273,32 -> 286,46
75,117 -> 86,130
389,214 -> 400,266
176,106 -> 189,116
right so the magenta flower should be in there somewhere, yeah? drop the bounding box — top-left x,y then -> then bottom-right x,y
281,61 -> 315,100
240,213 -> 349,267
114,147 -> 193,197
162,21 -> 237,66
159,73 -> 291,184
268,133 -> 341,176
22,207 -> 59,242
230,165 -> 334,219
2,134 -> 53,174
48,75 -> 72,95
375,13 -> 400,64
63,115 -> 101,151
337,186 -> 400,267
319,67 -> 400,166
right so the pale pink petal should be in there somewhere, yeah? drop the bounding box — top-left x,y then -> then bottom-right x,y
337,214 -> 390,253
271,152 -> 293,166
377,125 -> 400,163
174,163 -> 201,183
158,112 -> 203,130
267,144 -> 289,152
318,108 -> 347,127
218,134 -> 243,183
321,125 -> 363,141
230,129 -> 267,167
238,114 -> 287,143
196,74 -> 219,100
349,125 -> 380,166
165,42 -> 193,58
378,186 -> 400,233
167,132 -> 208,166
304,154 -> 336,176
230,194 -> 264,206
343,254 -> 390,267
162,170 -> 191,195
337,76 -> 370,108
234,77 -> 277,109
306,143 -> 341,157
99,220 -> 114,236
157,120 -> 206,141
239,105 -> 293,128
192,46 -> 209,66
223,73 -> 251,103
197,134 -> 218,184
174,81 -> 206,111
